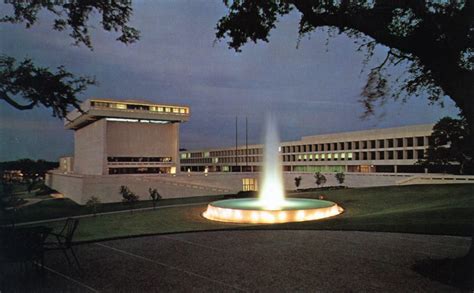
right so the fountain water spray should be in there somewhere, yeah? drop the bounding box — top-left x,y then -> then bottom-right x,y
259,115 -> 285,210
202,114 -> 343,224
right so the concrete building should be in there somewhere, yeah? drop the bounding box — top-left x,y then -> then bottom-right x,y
64,98 -> 189,175
180,124 -> 434,174
48,99 -> 450,204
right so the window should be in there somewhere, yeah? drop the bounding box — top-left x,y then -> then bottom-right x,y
243,178 -> 258,191
388,139 -> 394,148
397,138 -> 404,147
406,137 -> 414,147
378,139 -> 385,148
416,136 -> 424,146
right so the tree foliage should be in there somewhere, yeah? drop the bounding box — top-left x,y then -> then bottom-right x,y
1,0 -> 140,49
1,0 -> 140,117
419,117 -> 473,174
148,187 -> 162,209
120,185 -> 139,212
294,176 -> 302,189
216,1 -> 474,128
0,158 -> 58,180
85,195 -> 101,216
335,172 -> 345,185
0,56 -> 96,118
314,172 -> 326,187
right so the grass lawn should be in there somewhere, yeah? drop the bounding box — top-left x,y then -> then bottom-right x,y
0,194 -> 227,224
28,184 -> 474,243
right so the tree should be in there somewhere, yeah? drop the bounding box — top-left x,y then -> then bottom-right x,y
120,185 -> 139,212
1,1 -> 140,118
85,196 -> 101,217
314,172 -> 326,188
216,1 -> 474,135
419,117 -> 473,174
148,188 -> 162,210
335,172 -> 345,186
294,176 -> 302,190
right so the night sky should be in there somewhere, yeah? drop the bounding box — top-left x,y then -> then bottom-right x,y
0,1 -> 460,162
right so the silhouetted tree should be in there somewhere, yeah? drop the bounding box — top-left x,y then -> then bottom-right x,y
216,1 -> 474,134
120,185 -> 139,213
314,172 -> 326,188
294,176 -> 302,190
335,172 -> 345,186
418,117 -> 473,174
85,196 -> 101,216
1,0 -> 140,117
148,188 -> 162,210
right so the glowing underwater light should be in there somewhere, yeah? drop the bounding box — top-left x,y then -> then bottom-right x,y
202,114 -> 343,224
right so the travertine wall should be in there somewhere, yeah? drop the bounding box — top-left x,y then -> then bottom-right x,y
74,119 -> 107,175
106,121 -> 179,162
47,171 -> 413,205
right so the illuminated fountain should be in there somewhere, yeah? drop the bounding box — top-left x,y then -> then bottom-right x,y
203,116 -> 343,224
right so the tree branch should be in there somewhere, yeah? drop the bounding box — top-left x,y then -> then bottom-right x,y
0,92 -> 36,110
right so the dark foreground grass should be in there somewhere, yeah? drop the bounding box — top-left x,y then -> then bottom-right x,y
32,184 -> 474,243
0,194 -> 227,224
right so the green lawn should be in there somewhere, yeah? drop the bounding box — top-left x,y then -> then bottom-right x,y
0,194 -> 227,224
28,184 -> 474,243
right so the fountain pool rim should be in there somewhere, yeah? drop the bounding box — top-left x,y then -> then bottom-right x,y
203,198 -> 344,224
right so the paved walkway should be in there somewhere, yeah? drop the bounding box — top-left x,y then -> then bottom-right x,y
0,230 -> 470,292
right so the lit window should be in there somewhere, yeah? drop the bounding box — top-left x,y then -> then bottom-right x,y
347,153 -> 353,159
309,154 -> 313,160
334,153 -> 339,159
242,178 -> 258,191
315,154 -> 319,160
327,154 -> 332,159
213,157 -> 219,163
340,153 -> 346,159
173,108 -> 179,113
157,107 -> 164,112
165,107 -> 171,112
204,152 -> 210,158
180,108 -> 186,114
116,104 -> 127,109
321,154 -> 326,159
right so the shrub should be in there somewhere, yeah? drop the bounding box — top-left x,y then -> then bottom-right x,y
314,172 -> 327,188
86,196 -> 101,216
335,172 -> 345,185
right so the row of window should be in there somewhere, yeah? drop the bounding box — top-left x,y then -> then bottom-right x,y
108,167 -> 171,174
91,101 -> 189,114
281,136 -> 428,153
180,149 -> 426,164
181,148 -> 262,159
107,157 -> 172,163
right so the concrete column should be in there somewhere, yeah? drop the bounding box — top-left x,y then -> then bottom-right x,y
394,165 -> 398,173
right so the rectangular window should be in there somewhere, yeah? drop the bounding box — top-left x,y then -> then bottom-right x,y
242,178 -> 258,191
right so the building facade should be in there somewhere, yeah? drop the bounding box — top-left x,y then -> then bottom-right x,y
180,124 -> 434,174
64,98 -> 190,175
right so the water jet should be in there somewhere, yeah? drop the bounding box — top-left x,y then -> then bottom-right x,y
203,115 -> 343,224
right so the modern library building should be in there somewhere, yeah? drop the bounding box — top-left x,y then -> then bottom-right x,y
180,124 -> 434,174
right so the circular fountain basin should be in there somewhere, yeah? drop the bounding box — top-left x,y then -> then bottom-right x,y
203,198 -> 343,224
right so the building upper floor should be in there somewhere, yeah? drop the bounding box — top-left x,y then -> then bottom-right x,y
65,98 -> 190,130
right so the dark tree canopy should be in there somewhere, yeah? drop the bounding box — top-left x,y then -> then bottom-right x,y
419,117 -> 473,174
0,0 -> 140,118
1,0 -> 140,49
216,1 -> 474,130
0,56 -> 95,118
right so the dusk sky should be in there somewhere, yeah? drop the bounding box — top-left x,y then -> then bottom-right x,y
0,1 -> 460,162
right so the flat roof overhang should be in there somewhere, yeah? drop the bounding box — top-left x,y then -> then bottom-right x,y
65,108 -> 189,130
